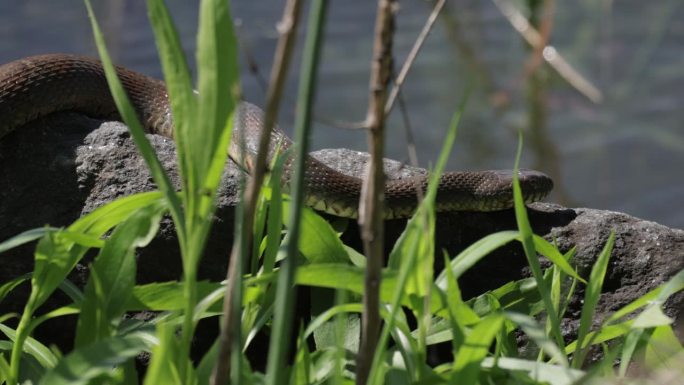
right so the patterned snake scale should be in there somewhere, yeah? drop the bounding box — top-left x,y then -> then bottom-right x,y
0,54 -> 553,219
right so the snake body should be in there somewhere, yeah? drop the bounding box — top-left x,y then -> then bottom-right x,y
0,54 -> 553,219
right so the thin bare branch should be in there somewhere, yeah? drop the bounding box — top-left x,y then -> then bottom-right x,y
396,88 -> 419,168
315,115 -> 368,130
318,0 -> 444,132
394,81 -> 428,215
212,1 -> 303,384
523,0 -> 555,77
234,20 -> 269,93
356,0 -> 396,384
492,0 -> 603,103
385,0 -> 445,115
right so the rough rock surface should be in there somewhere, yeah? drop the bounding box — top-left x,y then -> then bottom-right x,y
1,114 -> 682,356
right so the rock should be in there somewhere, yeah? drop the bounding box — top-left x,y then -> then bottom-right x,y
316,148 -> 684,347
1,113 -> 682,355
545,206 -> 684,346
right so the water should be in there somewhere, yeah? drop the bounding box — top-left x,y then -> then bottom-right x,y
1,0 -> 682,228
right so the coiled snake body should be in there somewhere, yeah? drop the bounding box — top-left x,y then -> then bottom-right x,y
0,54 -> 553,219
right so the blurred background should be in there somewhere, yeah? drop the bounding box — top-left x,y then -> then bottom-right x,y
1,0 -> 682,228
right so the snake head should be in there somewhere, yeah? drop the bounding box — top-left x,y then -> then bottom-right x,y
486,169 -> 554,206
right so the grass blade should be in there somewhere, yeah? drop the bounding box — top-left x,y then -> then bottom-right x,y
606,269 -> 684,325
0,274 -> 31,306
266,2 -> 327,383
193,0 -> 239,220
7,193 -> 163,383
40,333 -> 152,385
0,228 -> 57,254
69,192 -> 165,236
0,323 -> 58,370
450,313 -> 505,383
75,204 -> 165,347
512,131 -> 565,352
143,323 -> 183,385
533,236 -> 584,283
146,0 -> 197,199
481,357 -> 584,385
435,231 -> 520,289
505,312 -> 568,366
282,206 -> 347,264
84,0 -> 184,234
571,231 -> 615,368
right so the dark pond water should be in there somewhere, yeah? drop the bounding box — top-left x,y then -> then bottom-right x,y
1,0 -> 682,228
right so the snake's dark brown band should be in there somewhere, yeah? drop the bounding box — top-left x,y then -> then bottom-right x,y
0,54 -> 553,219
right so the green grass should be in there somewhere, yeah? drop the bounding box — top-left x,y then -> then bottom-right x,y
0,0 -> 683,384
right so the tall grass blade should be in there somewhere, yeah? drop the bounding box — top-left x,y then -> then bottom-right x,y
194,0 -> 238,196
146,0 -> 197,199
143,323 -> 183,385
512,131 -> 565,351
266,1 -> 327,383
151,0 -> 240,378
75,204 -> 165,347
193,0 -> 238,220
571,231 -> 614,368
84,0 -> 184,233
367,94 -> 469,384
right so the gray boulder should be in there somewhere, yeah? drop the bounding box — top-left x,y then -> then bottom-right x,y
1,114 -> 682,351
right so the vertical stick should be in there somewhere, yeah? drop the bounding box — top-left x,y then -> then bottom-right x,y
356,1 -> 395,384
212,1 -> 302,384
266,1 -> 328,383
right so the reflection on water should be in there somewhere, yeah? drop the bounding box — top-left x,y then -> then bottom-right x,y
0,0 -> 682,228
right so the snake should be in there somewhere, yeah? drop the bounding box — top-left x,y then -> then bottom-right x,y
0,54 -> 553,219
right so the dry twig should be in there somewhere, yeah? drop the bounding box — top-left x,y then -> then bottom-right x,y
522,0 -> 555,78
492,0 -> 603,103
385,0 -> 445,115
356,0 -> 396,384
318,0 -> 444,132
212,1 -> 303,383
